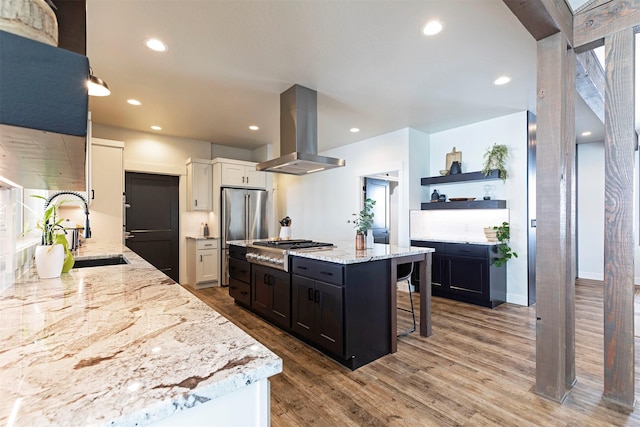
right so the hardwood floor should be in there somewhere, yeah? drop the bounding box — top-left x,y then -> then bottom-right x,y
186,279 -> 640,426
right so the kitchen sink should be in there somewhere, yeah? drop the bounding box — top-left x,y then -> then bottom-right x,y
73,255 -> 129,268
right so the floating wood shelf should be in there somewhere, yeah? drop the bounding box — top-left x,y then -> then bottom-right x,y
420,169 -> 500,185
420,200 -> 507,210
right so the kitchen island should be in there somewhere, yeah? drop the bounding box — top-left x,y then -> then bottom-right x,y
228,240 -> 434,369
0,242 -> 281,426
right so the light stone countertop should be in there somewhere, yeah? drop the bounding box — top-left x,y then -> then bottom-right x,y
0,242 -> 282,426
227,240 -> 434,264
410,237 -> 501,246
185,235 -> 219,240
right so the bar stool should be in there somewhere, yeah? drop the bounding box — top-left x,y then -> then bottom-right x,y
397,262 -> 416,337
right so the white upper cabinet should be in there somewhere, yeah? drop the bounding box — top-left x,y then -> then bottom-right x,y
215,158 -> 266,189
186,158 -> 213,211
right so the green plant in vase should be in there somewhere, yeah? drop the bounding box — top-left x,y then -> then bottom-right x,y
352,198 -> 376,235
352,198 -> 375,250
491,221 -> 517,267
32,195 -> 75,273
482,143 -> 509,182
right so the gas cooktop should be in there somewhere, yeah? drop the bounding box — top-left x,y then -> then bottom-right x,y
251,239 -> 334,250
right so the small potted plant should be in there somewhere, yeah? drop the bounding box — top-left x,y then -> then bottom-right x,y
481,143 -> 510,182
352,198 -> 375,250
32,195 -> 75,278
489,221 -> 517,267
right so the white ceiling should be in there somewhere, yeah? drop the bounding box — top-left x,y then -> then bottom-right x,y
86,0 -> 606,154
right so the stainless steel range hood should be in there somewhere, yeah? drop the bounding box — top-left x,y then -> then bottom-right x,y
256,84 -> 345,175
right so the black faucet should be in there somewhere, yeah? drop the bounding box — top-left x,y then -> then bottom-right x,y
44,191 -> 91,239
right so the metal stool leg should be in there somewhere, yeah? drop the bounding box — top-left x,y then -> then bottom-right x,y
397,275 -> 416,337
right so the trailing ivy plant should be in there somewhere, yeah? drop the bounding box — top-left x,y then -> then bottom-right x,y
491,221 -> 517,267
482,143 -> 509,182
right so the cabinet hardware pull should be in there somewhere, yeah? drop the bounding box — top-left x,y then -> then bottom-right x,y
200,255 -> 202,262
314,290 -> 320,303
246,176 -> 249,183
195,200 -> 198,206
91,189 -> 95,200
264,273 -> 268,284
297,266 -> 308,270
241,291 -> 248,295
320,271 -> 332,276
308,288 -> 314,300
269,275 -> 275,286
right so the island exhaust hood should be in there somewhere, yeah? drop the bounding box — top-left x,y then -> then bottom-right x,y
256,84 -> 345,175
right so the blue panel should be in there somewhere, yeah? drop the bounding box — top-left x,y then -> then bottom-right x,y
0,30 -> 89,136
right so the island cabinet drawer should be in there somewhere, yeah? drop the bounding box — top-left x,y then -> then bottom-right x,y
445,243 -> 487,258
229,257 -> 250,283
197,239 -> 217,250
291,257 -> 344,286
229,278 -> 251,306
229,244 -> 247,260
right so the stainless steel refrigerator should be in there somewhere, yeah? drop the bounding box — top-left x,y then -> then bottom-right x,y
221,188 -> 268,286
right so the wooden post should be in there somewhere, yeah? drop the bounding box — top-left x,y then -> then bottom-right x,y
602,27 -> 636,409
534,32 -> 574,403
564,47 -> 577,391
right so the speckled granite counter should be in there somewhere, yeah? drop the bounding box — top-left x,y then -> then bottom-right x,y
226,240 -> 435,262
289,241 -> 434,263
410,237 -> 500,246
0,242 -> 282,426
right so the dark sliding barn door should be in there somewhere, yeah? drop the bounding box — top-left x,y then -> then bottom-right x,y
125,172 -> 179,282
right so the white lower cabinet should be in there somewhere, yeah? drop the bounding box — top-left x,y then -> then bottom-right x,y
187,238 -> 219,289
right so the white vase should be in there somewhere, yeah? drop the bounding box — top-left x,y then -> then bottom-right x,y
35,244 -> 64,279
366,231 -> 374,249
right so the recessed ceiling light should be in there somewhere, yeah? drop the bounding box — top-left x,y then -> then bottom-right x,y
494,76 -> 511,85
350,128 -> 360,133
127,99 -> 142,106
151,125 -> 162,131
422,20 -> 444,36
145,38 -> 167,52
249,125 -> 259,131
581,131 -> 592,136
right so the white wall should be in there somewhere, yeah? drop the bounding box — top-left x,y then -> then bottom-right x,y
576,142 -> 639,283
577,142 -> 605,280
276,128 -> 429,245
428,111 -> 529,305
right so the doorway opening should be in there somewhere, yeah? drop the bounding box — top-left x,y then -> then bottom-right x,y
362,172 -> 399,246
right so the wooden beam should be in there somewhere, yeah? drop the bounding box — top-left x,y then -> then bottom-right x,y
602,27 -> 636,409
574,0 -> 640,52
576,50 -> 605,123
535,32 -> 572,403
564,47 -> 577,392
502,0 -> 574,44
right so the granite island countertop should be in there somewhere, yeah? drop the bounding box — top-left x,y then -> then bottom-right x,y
0,242 -> 282,426
228,240 -> 434,264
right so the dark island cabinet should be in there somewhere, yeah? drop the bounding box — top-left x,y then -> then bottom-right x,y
252,264 -> 291,329
291,256 -> 391,370
228,247 -> 251,307
411,240 -> 506,308
291,275 -> 343,357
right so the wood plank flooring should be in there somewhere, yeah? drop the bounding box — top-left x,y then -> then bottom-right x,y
185,279 -> 640,426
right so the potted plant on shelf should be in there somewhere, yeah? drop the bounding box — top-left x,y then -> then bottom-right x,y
481,143 -> 510,182
32,195 -> 75,278
486,221 -> 517,267
352,198 -> 375,250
